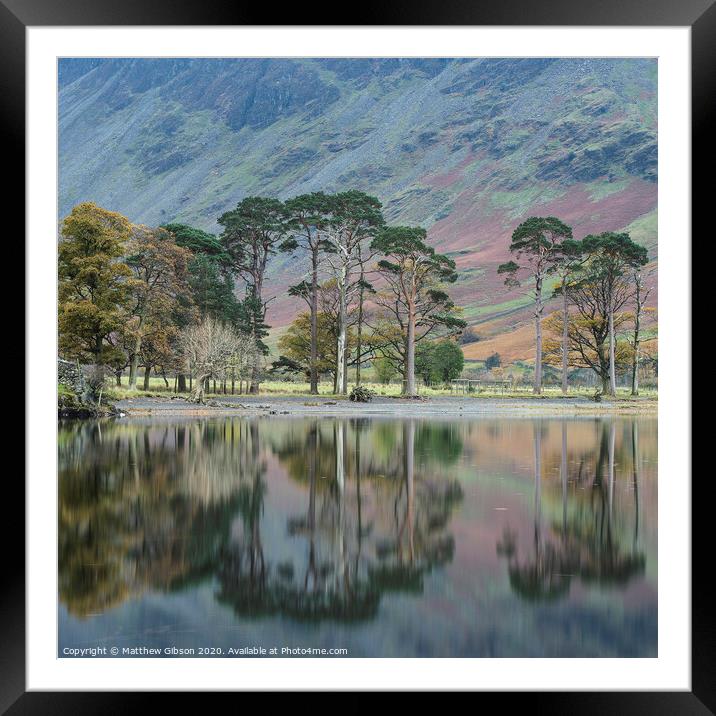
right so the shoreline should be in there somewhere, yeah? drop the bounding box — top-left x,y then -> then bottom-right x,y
111,394 -> 658,419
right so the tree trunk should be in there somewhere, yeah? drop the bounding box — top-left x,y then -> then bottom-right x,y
608,302 -> 617,396
561,285 -> 569,395
115,370 -> 122,387
249,365 -> 260,394
405,302 -> 417,396
632,350 -> 640,396
356,273 -> 364,386
192,373 -> 209,403
178,374 -> 187,393
128,333 -> 142,390
143,365 -> 151,391
533,274 -> 543,395
336,266 -> 348,395
93,334 -> 103,366
342,341 -> 349,394
631,274 -> 642,396
402,349 -> 409,393
309,249 -> 319,395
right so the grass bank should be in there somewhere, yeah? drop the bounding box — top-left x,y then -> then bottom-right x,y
105,376 -> 656,402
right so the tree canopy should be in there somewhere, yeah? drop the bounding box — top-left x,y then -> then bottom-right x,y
58,202 -> 133,365
371,225 -> 466,395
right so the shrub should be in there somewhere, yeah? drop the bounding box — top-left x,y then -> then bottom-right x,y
349,385 -> 375,402
485,352 -> 501,370
458,327 -> 481,345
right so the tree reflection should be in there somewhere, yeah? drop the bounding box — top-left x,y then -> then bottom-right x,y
217,418 -> 464,620
58,420 -> 246,616
59,416 -> 650,627
497,419 -> 646,603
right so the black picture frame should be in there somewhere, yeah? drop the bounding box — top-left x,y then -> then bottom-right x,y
7,0 -> 706,710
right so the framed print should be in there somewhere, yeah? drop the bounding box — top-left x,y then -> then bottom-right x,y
9,0 -> 709,709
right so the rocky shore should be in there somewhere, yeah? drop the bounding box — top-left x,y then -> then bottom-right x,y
112,394 -> 657,419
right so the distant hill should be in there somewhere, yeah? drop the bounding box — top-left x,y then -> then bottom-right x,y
59,58 -> 657,360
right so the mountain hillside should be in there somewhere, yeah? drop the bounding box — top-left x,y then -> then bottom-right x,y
59,58 -> 658,360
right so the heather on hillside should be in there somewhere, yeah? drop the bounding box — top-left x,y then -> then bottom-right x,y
59,58 -> 657,365
57,58 -> 657,405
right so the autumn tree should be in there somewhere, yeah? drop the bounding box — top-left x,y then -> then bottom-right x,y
124,225 -> 193,389
277,311 -> 356,389
322,191 -> 384,395
497,216 -> 573,394
219,197 -> 289,393
136,323 -> 182,390
543,267 -> 633,393
371,226 -> 465,396
58,203 -> 133,368
580,232 -> 648,395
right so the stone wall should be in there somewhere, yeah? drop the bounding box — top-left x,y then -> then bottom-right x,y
58,358 -> 88,399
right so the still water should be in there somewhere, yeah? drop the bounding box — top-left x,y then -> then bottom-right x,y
58,416 -> 657,657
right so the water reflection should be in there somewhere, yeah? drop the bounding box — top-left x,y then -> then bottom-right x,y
58,416 -> 657,656
497,421 -> 646,603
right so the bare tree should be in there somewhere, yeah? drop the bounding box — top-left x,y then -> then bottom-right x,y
181,318 -> 249,403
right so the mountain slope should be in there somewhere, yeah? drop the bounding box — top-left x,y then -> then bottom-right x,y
58,57 -> 658,358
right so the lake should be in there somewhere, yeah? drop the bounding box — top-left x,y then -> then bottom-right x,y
58,415 -> 657,657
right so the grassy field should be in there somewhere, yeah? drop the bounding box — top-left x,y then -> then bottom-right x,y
105,376 -> 657,402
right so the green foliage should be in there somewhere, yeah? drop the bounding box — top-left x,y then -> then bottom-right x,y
162,223 -> 228,261
497,216 -> 574,286
373,356 -> 398,384
282,191 -> 334,252
269,355 -> 304,378
485,352 -> 502,370
371,226 -> 466,369
372,226 -> 457,283
219,197 -> 291,361
329,190 -> 385,238
581,231 -> 648,277
415,340 -> 465,384
161,222 -> 247,335
185,254 -> 240,323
